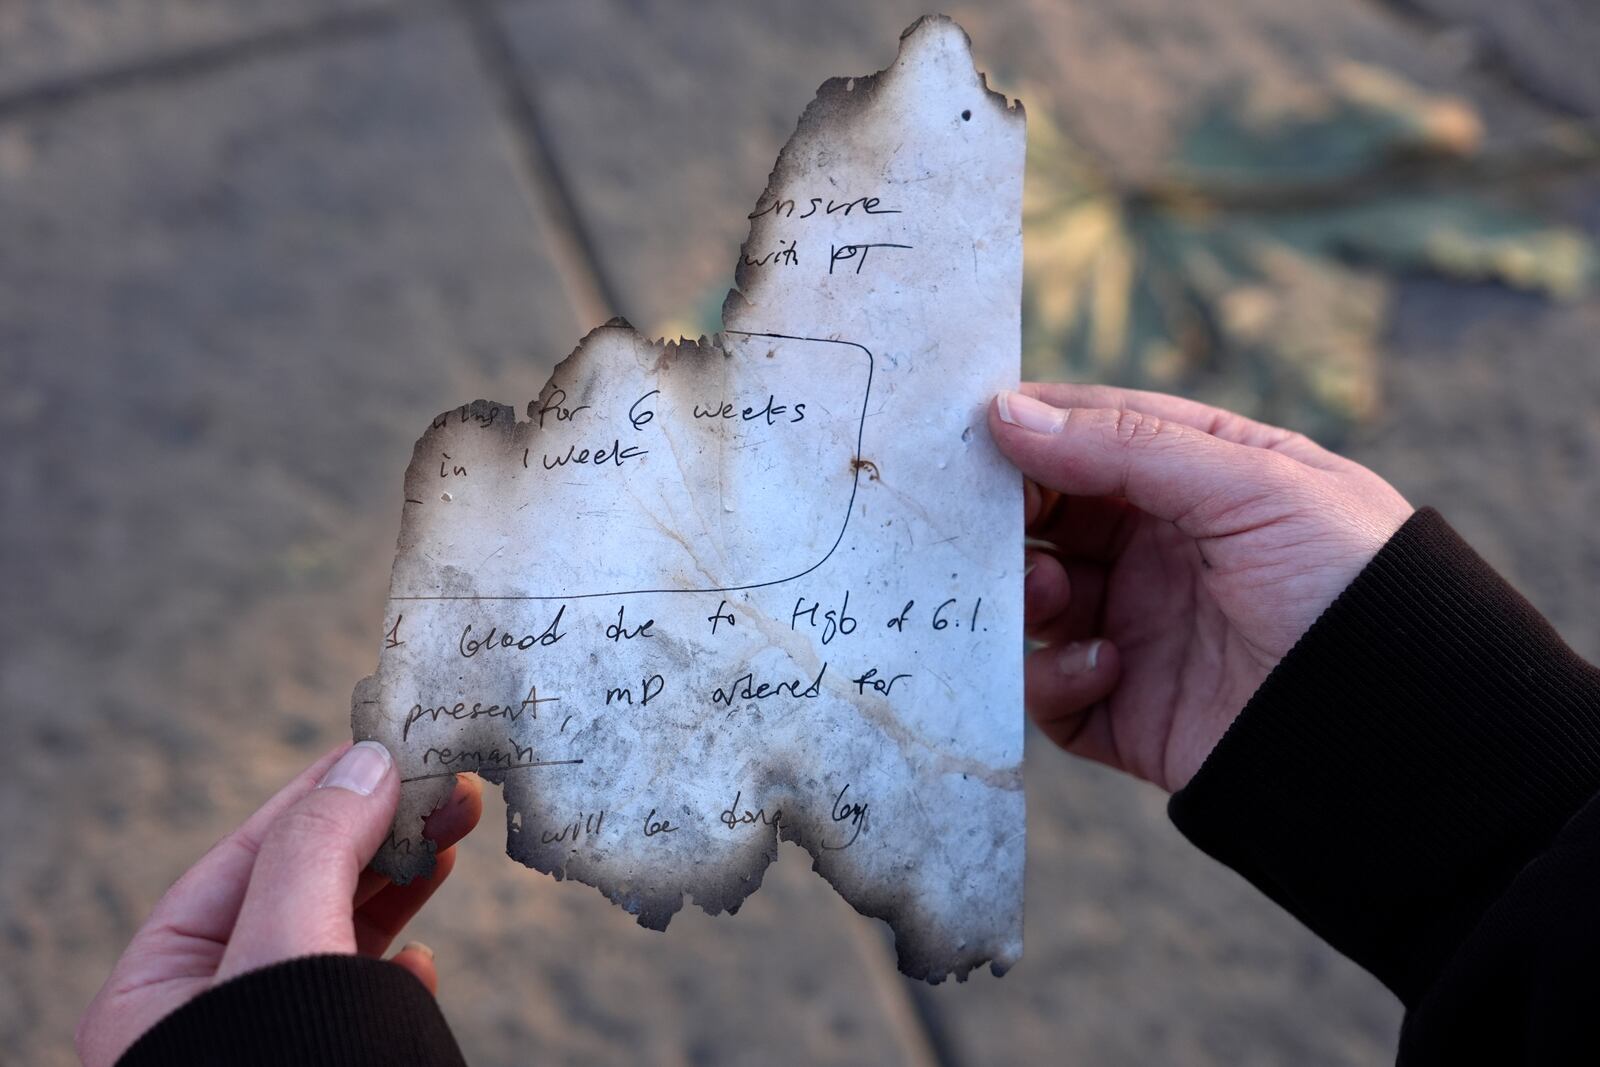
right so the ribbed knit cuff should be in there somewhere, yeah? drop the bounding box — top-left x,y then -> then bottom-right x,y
116,955 -> 466,1067
1170,507 -> 1600,1004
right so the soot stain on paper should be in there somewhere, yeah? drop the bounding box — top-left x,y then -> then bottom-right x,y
353,16 -> 1025,982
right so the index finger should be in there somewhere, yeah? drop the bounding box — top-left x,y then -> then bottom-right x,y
1020,382 -> 1342,470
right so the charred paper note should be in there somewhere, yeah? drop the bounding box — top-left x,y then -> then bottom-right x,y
352,16 -> 1025,981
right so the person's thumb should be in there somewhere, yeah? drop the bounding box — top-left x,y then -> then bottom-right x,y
215,741 -> 400,982
988,391 -> 1299,536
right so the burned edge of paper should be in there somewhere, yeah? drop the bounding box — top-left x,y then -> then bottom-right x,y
353,15 -> 1026,983
724,14 -> 1026,323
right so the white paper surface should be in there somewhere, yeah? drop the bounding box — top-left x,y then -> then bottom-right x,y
353,15 -> 1025,981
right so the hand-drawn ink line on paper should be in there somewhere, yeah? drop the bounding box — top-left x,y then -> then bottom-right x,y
400,757 -> 586,785
390,329 -> 874,602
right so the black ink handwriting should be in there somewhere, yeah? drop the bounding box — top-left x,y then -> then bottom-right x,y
708,599 -> 736,635
719,790 -> 781,830
459,607 -> 567,657
606,604 -> 655,641
541,439 -> 647,470
851,666 -> 911,697
824,783 -> 869,850
605,674 -> 664,706
829,242 -> 913,275
628,390 -> 658,431
741,239 -> 798,268
531,387 -> 589,428
712,662 -> 827,706
792,591 -> 855,645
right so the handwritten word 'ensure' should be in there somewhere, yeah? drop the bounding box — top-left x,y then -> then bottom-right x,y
747,195 -> 902,220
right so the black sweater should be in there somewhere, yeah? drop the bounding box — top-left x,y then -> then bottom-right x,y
115,508 -> 1600,1065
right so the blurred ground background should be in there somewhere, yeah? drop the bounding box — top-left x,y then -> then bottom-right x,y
3,1 -> 1598,1065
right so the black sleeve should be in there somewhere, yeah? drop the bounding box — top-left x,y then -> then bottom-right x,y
114,954 -> 467,1067
1169,507 -> 1600,1065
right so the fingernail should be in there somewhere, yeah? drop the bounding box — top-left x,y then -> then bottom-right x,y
1057,639 -> 1102,675
997,391 -> 1067,434
318,741 -> 392,796
402,940 -> 434,961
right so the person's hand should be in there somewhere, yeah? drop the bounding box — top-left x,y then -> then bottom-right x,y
989,384 -> 1413,792
76,742 -> 482,1067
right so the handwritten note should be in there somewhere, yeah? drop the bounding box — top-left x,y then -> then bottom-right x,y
352,16 -> 1025,981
